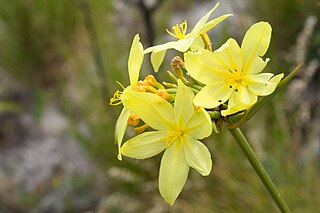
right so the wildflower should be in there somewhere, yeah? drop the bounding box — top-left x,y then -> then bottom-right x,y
113,34 -> 144,160
144,2 -> 232,72
120,80 -> 212,205
184,22 -> 284,116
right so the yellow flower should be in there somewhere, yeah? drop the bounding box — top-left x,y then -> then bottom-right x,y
184,22 -> 284,116
113,34 -> 144,160
144,2 -> 232,72
120,80 -> 212,205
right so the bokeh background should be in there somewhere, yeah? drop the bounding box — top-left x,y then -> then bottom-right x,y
0,0 -> 319,212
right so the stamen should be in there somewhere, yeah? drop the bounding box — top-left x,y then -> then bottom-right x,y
128,113 -> 140,126
110,90 -> 122,106
134,124 -> 148,134
166,20 -> 188,39
156,89 -> 169,100
144,75 -> 157,86
165,130 -> 183,146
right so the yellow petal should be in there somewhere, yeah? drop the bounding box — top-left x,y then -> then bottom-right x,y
128,34 -> 144,85
184,108 -> 212,139
221,87 -> 257,116
151,50 -> 166,72
174,80 -> 194,130
115,107 -> 131,161
122,89 -> 175,131
120,131 -> 168,159
159,141 -> 189,205
188,2 -> 220,37
244,56 -> 270,75
194,83 -> 233,108
248,73 -> 284,96
184,50 -> 226,84
182,135 -> 212,176
241,22 -> 272,75
214,38 -> 243,72
170,39 -> 194,52
197,14 -> 233,36
190,36 -> 205,51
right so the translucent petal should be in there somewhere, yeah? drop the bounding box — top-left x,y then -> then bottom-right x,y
128,34 -> 144,85
159,141 -> 189,205
248,73 -> 284,96
184,50 -> 227,84
145,39 -> 192,54
241,22 -> 272,74
214,38 -> 243,72
122,89 -> 175,131
190,36 -> 205,52
194,83 -> 233,108
120,131 -> 168,159
115,107 -> 131,160
170,39 -> 194,52
197,14 -> 233,35
188,2 -> 220,37
184,108 -> 212,139
174,80 -> 194,130
182,135 -> 212,176
151,50 -> 166,72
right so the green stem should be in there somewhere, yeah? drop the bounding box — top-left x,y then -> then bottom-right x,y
229,128 -> 291,213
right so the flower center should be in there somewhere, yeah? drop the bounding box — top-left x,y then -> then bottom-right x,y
226,68 -> 243,86
165,130 -> 183,146
166,20 -> 188,39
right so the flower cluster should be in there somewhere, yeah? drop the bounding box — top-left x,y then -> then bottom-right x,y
110,2 -> 284,205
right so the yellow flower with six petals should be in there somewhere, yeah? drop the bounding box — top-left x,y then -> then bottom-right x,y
144,2 -> 232,72
120,80 -> 212,205
184,22 -> 284,116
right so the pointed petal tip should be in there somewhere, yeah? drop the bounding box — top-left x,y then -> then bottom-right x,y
117,153 -> 122,161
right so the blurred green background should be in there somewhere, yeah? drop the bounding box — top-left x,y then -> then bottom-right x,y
0,0 -> 319,212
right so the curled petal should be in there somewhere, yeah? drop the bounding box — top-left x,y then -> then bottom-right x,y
120,131 -> 168,159
128,34 -> 144,85
115,107 -> 131,160
182,135 -> 212,176
151,50 -> 167,72
159,141 -> 189,205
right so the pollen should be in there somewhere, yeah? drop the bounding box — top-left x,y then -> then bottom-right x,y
165,130 -> 183,146
156,89 -> 169,100
166,20 -> 188,39
144,75 -> 157,86
128,113 -> 140,126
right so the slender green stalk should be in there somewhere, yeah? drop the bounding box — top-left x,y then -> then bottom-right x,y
229,128 -> 291,213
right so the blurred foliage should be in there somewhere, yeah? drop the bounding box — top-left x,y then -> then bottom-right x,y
0,0 -> 319,212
